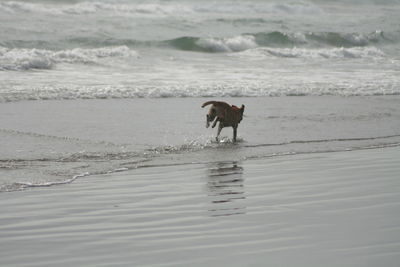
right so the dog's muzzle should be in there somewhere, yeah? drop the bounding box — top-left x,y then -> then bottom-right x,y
206,115 -> 210,128
206,114 -> 215,128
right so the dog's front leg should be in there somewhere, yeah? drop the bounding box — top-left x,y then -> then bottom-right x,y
211,117 -> 219,128
216,123 -> 223,141
232,126 -> 237,143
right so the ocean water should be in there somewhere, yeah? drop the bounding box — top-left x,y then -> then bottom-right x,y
1,0 -> 400,191
1,0 -> 400,99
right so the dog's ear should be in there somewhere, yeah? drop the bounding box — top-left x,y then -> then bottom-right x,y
240,105 -> 245,114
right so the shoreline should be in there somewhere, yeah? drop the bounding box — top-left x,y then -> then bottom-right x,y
1,145 -> 399,266
6,141 -> 400,193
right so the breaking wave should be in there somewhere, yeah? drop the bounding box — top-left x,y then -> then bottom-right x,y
1,82 -> 399,102
0,46 -> 138,70
165,30 -> 389,53
167,35 -> 257,53
1,31 -> 387,71
252,30 -> 387,48
0,30 -> 391,55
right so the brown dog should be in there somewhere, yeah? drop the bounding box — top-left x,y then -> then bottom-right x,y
201,101 -> 245,142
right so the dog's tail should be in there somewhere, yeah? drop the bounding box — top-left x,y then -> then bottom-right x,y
201,101 -> 218,108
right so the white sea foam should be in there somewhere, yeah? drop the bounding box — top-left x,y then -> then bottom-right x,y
237,47 -> 386,59
0,46 -> 138,70
196,35 -> 257,52
11,172 -> 89,191
341,31 -> 384,46
1,81 -> 399,103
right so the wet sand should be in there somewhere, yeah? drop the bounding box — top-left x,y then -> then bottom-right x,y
1,146 -> 399,267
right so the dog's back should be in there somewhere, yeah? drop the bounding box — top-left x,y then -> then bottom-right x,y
226,104 -> 244,126
202,101 -> 244,127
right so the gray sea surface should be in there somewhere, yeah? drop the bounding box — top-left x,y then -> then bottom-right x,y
1,0 -> 400,100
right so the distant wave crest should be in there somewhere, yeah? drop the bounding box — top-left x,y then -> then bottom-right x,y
0,1 -> 192,15
1,30 -> 391,55
167,35 -> 257,53
0,46 -> 138,70
0,1 -> 323,16
165,30 -> 388,53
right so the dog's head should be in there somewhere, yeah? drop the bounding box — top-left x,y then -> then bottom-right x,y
206,107 -> 217,128
239,105 -> 245,123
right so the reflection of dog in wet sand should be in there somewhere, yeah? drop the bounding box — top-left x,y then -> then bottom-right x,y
201,101 -> 245,142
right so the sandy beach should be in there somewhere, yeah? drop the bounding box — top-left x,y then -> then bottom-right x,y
1,146 -> 399,267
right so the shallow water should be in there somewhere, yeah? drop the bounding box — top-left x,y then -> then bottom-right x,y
0,96 -> 399,191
